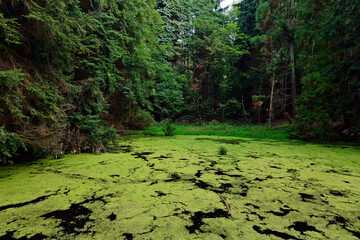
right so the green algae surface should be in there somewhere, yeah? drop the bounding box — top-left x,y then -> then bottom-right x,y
1,136 -> 360,239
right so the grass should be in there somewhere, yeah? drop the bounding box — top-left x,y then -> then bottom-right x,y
218,146 -> 228,155
131,123 -> 290,140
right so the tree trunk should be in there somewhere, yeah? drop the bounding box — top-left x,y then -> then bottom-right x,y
269,70 -> 276,123
289,0 -> 296,117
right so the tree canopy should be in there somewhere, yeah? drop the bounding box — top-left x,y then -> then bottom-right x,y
1,0 -> 359,162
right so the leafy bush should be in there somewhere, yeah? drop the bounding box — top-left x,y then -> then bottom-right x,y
161,119 -> 176,136
218,146 -> 228,155
69,113 -> 118,153
132,109 -> 155,130
0,127 -> 26,164
151,58 -> 185,119
0,13 -> 21,45
209,119 -> 220,125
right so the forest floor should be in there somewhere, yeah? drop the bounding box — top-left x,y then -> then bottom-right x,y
0,135 -> 360,239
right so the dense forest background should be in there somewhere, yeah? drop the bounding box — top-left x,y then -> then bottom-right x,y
1,0 -> 359,163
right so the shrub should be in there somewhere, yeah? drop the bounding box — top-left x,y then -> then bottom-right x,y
0,127 -> 26,164
69,113 -> 118,153
161,119 -> 176,136
218,146 -> 227,155
209,119 -> 220,125
132,109 -> 155,130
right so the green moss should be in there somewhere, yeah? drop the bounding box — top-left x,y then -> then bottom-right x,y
0,135 -> 360,239
135,124 -> 290,140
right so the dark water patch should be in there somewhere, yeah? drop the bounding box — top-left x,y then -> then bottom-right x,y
155,191 -> 166,197
210,161 -> 217,167
180,158 -> 188,160
153,155 -> 172,159
266,152 -> 280,157
195,138 -> 248,145
138,226 -> 157,236
219,233 -> 226,239
122,233 -> 134,240
108,213 -> 116,221
287,169 -> 298,173
194,180 -> 224,194
299,193 -> 315,202
253,175 -> 273,182
344,227 -> 360,238
171,173 -> 180,180
328,216 -> 347,226
287,221 -> 322,235
149,181 -> 158,185
329,190 -> 344,196
165,173 -> 181,182
247,212 -> 265,221
41,204 -> 92,234
235,167 -> 243,172
215,170 -> 244,178
234,184 -> 249,197
267,207 -> 298,216
109,174 -> 120,178
0,189 -> 61,211
245,203 -> 260,209
0,231 -> 47,240
131,152 -> 154,162
324,170 -> 357,177
215,170 -> 226,175
270,165 -> 281,169
186,209 -> 229,233
173,210 -> 191,217
195,180 -> 212,190
195,170 -> 202,178
253,225 -> 301,240
118,145 -> 132,153
245,155 -> 259,159
80,194 -> 109,205
48,169 -> 62,174
0,173 -> 12,179
220,183 -> 233,191
148,163 -> 154,167
59,172 -> 108,183
327,216 -> 360,238
99,161 -> 107,165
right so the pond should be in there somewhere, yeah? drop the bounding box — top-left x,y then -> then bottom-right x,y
0,135 -> 360,239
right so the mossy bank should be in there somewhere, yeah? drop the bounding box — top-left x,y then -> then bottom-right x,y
1,136 -> 360,239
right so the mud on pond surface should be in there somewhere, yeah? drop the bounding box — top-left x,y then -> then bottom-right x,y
0,135 -> 360,239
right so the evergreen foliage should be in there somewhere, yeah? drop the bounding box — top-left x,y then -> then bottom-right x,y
1,0 -> 359,163
0,127 -> 26,164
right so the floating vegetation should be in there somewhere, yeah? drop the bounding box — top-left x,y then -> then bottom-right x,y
0,135 -> 359,239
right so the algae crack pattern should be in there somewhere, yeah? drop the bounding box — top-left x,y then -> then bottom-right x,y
0,136 -> 360,239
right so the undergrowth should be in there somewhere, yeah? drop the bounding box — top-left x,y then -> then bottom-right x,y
132,123 -> 290,140
218,146 -> 228,155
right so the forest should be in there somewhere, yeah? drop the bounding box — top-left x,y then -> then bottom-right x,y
0,0 -> 359,162
1,1 -> 360,239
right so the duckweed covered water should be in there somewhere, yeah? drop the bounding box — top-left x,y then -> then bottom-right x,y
0,135 -> 360,239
